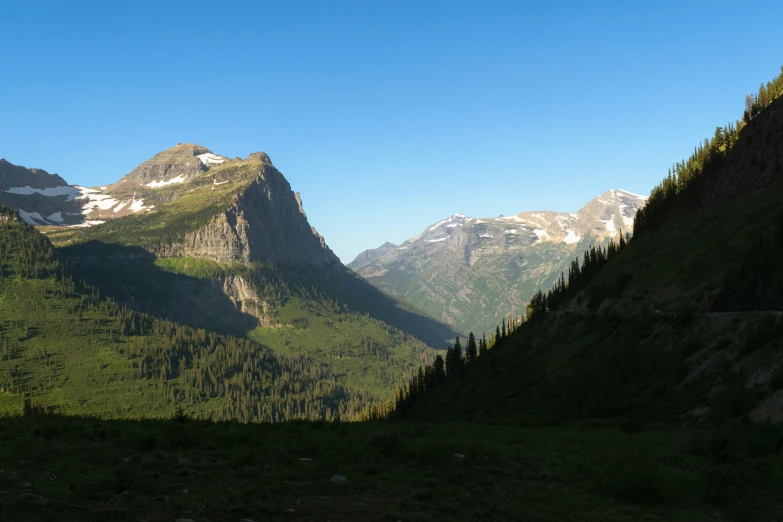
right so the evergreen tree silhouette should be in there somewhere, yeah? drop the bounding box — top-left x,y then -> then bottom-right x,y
467,332 -> 478,362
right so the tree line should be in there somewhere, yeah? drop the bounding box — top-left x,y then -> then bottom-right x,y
384,318 -> 525,420
634,66 -> 783,237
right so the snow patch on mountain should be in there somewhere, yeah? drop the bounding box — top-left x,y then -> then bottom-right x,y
429,218 -> 451,230
429,213 -> 474,231
146,174 -> 187,188
198,153 -> 225,166
17,210 -> 45,225
601,217 -> 617,236
533,229 -> 550,242
80,193 -> 120,212
7,185 -> 82,200
130,198 -> 151,212
426,237 -> 448,243
563,230 -> 581,244
46,212 -> 64,223
71,220 -> 106,228
616,189 -> 649,200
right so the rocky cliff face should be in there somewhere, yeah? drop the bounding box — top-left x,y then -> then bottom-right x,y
0,159 -> 68,190
154,160 -> 341,267
220,274 -> 277,327
353,190 -> 648,335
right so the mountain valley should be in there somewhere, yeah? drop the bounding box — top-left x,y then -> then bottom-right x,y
2,59 -> 783,522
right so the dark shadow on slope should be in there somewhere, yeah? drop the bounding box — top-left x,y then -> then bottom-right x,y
59,242 -> 459,348
336,268 -> 460,348
58,241 -> 259,337
267,263 -> 460,348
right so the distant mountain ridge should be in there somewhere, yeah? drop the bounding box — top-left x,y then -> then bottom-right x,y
348,241 -> 398,270
351,189 -> 647,335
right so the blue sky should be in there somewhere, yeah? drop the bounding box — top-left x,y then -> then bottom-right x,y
3,1 -> 782,262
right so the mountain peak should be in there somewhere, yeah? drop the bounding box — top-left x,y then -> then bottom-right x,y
591,189 -> 648,205
113,144 -> 225,189
246,151 -> 272,164
143,143 -> 215,165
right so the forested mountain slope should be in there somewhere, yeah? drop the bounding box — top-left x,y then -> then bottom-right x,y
0,147 -> 456,408
395,68 -> 783,426
0,206 -> 372,421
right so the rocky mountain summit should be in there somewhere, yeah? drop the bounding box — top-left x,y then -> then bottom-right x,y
110,143 -> 214,189
351,190 -> 648,335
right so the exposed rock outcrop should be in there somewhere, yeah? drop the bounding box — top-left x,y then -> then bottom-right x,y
156,161 -> 340,267
220,274 -> 277,328
0,159 -> 68,190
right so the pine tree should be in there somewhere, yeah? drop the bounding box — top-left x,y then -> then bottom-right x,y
467,332 -> 478,362
433,354 -> 445,383
445,346 -> 455,376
